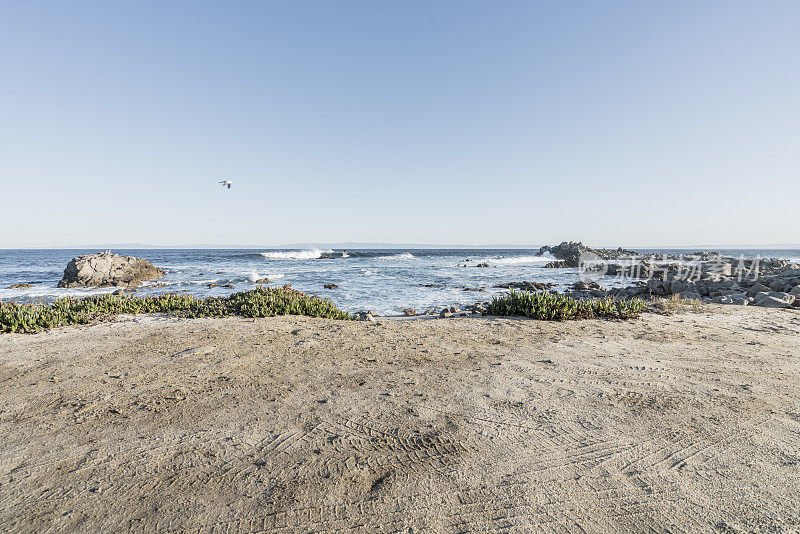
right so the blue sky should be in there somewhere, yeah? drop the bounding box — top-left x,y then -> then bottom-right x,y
1,1 -> 798,247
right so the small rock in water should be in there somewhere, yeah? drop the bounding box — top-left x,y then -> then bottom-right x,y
402,308 -> 417,316
254,278 -> 270,284
8,283 -> 33,289
475,263 -> 490,268
324,283 -> 339,289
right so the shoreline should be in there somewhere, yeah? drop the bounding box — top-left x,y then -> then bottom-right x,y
3,245 -> 800,316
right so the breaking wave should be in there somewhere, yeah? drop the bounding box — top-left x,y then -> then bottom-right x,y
260,249 -> 332,260
377,253 -> 415,261
247,270 -> 284,281
488,253 -> 557,265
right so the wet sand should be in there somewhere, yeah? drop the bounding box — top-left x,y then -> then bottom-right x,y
1,306 -> 799,532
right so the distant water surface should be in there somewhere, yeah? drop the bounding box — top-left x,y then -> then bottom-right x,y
1,248 -> 798,315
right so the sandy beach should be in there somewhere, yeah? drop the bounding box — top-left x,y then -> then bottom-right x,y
1,306 -> 799,532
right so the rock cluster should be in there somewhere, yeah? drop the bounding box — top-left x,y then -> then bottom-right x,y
58,252 -> 165,288
538,242 -> 640,268
534,241 -> 800,309
608,264 -> 800,308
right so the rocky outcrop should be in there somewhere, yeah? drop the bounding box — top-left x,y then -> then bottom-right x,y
538,242 -> 800,309
58,252 -> 165,288
606,267 -> 800,309
538,241 -> 640,268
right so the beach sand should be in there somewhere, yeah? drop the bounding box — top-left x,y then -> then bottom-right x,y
1,306 -> 799,532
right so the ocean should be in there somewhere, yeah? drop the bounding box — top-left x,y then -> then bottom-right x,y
1,248 -> 799,315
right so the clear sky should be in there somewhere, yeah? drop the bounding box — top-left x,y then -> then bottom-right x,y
1,1 -> 798,248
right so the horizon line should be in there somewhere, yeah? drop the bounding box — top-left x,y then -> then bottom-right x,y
3,242 -> 800,250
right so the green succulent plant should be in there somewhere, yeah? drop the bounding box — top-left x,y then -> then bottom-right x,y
486,289 -> 645,320
0,286 -> 353,334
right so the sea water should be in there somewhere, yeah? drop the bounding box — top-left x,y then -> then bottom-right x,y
1,248 -> 798,315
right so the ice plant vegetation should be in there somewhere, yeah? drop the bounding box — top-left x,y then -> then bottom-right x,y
0,286 -> 353,334
487,289 -> 645,320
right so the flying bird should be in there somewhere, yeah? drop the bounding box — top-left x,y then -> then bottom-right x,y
219,180 -> 233,189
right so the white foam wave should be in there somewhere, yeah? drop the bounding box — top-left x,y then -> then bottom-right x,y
0,286 -> 115,300
246,271 -> 285,281
377,253 -> 415,261
489,253 -> 557,265
247,271 -> 262,283
260,249 -> 332,260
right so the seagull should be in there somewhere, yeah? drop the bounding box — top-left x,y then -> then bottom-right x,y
219,180 -> 233,189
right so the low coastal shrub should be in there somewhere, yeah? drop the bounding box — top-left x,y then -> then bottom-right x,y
487,289 -> 645,320
652,294 -> 705,315
0,286 -> 353,334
